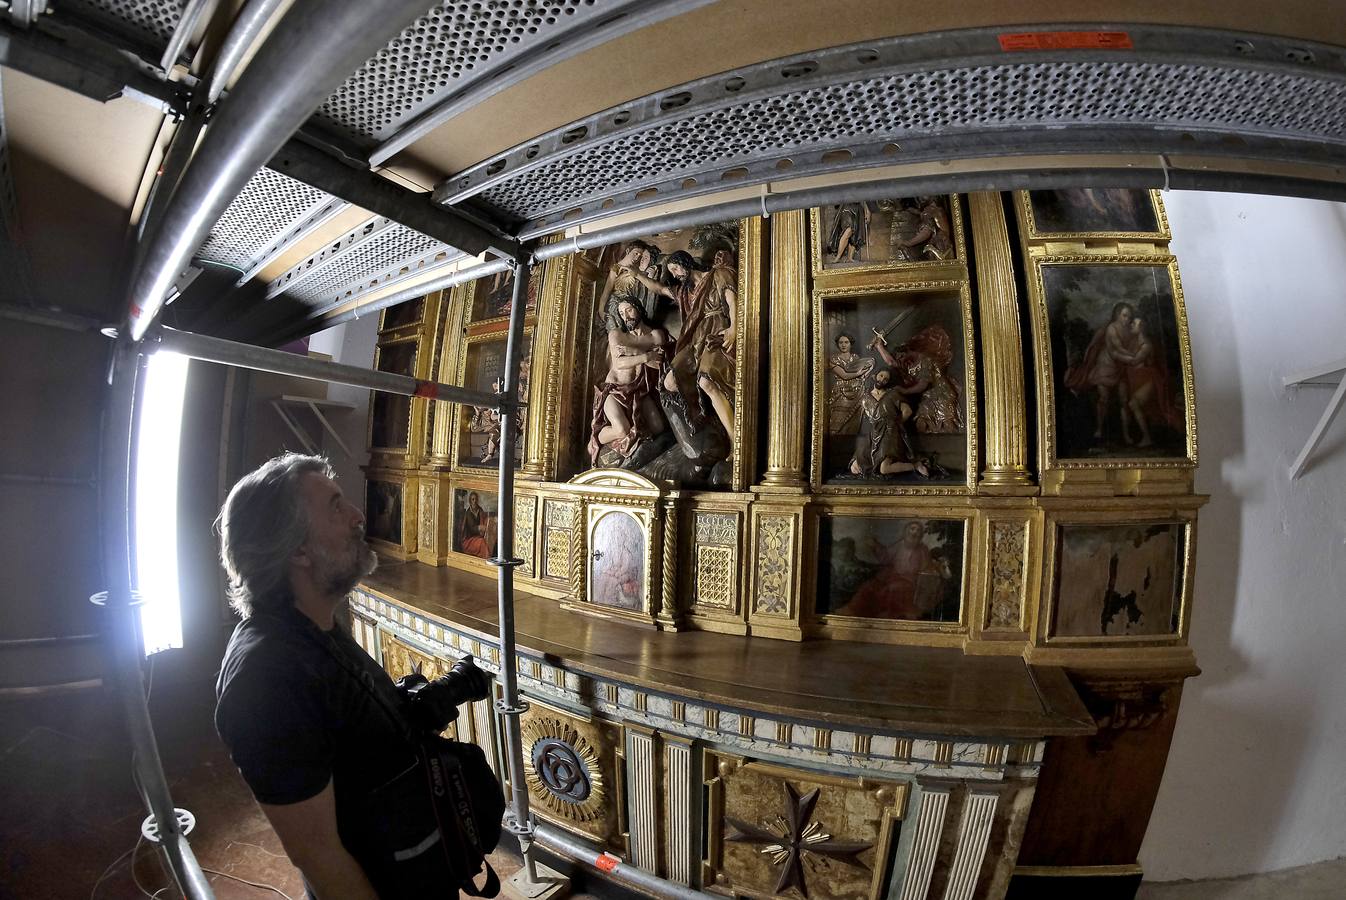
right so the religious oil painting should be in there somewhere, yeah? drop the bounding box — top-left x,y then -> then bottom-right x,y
816,289 -> 968,488
1052,523 -> 1185,638
589,510 -> 645,611
379,297 -> 425,331
584,220 -> 743,489
1026,188 -> 1163,238
457,333 -> 533,468
369,342 -> 417,449
365,480 -> 402,546
469,264 -> 540,323
452,488 -> 497,559
1041,263 -> 1190,461
816,516 -> 965,623
813,195 -> 959,274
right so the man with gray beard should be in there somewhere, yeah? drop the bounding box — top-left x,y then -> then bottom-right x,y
214,453 -> 423,898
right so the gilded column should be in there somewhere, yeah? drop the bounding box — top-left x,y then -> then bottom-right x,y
968,192 -> 1035,491
428,283 -> 468,466
656,496 -> 682,631
522,251 -> 571,480
759,209 -> 809,488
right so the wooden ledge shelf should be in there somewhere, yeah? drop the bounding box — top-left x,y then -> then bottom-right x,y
359,560 -> 1095,740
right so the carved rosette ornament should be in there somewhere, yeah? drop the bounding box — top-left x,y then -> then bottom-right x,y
521,717 -> 605,822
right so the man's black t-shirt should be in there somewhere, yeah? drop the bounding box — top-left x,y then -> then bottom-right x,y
215,603 -> 418,895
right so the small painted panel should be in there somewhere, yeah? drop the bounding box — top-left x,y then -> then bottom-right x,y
452,488 -> 498,560
365,480 -> 402,546
1053,522 -> 1184,637
816,195 -> 957,271
1044,264 -> 1187,460
1027,188 -> 1159,236
817,516 -> 964,623
589,510 -> 646,611
380,297 -> 426,331
370,341 -> 417,450
469,265 -> 539,323
459,333 -> 533,467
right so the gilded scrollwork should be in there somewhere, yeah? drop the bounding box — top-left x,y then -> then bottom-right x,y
753,515 -> 793,616
515,495 -> 537,576
987,520 -> 1028,629
418,481 -> 436,555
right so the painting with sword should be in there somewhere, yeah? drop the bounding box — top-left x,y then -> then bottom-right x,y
814,286 -> 971,489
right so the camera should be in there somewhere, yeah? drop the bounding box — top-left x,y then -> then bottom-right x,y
395,654 -> 492,734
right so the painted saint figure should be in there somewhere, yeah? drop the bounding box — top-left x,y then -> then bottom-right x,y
833,521 -> 950,619
588,298 -> 668,465
1065,302 -> 1142,444
893,196 -> 954,261
827,333 -> 876,434
456,492 -> 494,559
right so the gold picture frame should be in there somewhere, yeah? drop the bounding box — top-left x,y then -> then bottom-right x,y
1017,188 -> 1170,243
809,194 -> 966,278
448,326 -> 535,475
444,476 -> 501,574
1025,255 -> 1198,482
810,278 -> 979,495
367,335 -> 420,455
804,498 -> 976,646
1037,499 -> 1200,648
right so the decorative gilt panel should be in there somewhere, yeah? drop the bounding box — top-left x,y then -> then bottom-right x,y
986,520 -> 1028,630
418,480 -> 437,556
753,515 -> 794,617
518,703 -> 624,850
694,511 -> 739,612
704,753 -> 906,900
515,495 -> 538,577
543,499 -> 576,582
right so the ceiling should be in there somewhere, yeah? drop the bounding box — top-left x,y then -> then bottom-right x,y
3,0 -> 1345,337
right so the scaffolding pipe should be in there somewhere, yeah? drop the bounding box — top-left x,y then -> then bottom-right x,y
532,822 -> 714,900
97,342 -> 214,899
492,245 -> 540,881
152,326 -> 509,409
122,0 -> 452,343
204,0 -> 287,104
275,256 -> 514,343
158,0 -> 217,73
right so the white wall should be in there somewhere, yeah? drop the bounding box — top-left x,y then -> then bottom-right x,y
1140,192 -> 1346,880
307,315 -> 379,511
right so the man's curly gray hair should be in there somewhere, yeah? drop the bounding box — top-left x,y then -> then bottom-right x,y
216,453 -> 334,618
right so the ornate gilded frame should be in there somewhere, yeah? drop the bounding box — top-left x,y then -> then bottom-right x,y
1036,498 -> 1201,650
809,279 -> 979,495
443,474 -> 503,575
1025,254 -> 1198,480
803,497 -> 977,646
560,469 -> 665,627
464,264 -> 542,327
448,325 -> 536,475
366,334 -> 421,457
1016,189 -> 1171,243
808,194 -> 966,279
364,468 -> 414,560
702,750 -> 907,900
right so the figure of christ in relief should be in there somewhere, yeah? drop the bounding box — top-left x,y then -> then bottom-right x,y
833,521 -> 951,620
827,333 -> 875,434
623,249 -> 738,442
588,299 -> 669,466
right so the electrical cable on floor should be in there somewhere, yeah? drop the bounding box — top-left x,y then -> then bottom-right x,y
200,866 -> 297,899
88,843 -> 138,899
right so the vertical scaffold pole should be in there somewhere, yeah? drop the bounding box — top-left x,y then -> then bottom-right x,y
492,244 -> 539,881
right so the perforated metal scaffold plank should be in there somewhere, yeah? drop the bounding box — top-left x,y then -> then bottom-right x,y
436,25 -> 1346,235
58,0 -> 185,52
197,166 -> 335,272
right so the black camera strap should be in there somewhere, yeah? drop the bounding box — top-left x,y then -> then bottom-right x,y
282,614 -> 502,898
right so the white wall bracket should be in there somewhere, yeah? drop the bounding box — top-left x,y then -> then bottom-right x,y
1284,358 -> 1346,479
270,394 -> 356,462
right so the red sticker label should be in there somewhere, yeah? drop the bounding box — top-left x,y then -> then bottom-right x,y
413,381 -> 439,399
595,854 -> 620,873
998,31 -> 1133,51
